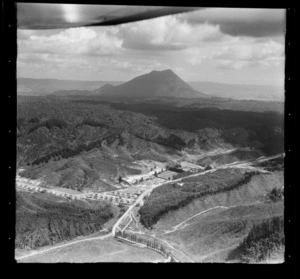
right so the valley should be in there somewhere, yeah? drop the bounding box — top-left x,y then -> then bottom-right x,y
16,69 -> 284,263
13,0 -> 291,265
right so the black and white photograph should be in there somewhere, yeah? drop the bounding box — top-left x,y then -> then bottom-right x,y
13,3 -> 289,264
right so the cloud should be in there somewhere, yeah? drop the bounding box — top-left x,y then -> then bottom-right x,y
17,29 -> 37,40
179,8 -> 285,38
18,27 -> 122,56
121,41 -> 188,51
217,60 -> 249,70
17,6 -> 285,85
186,36 -> 285,69
117,15 -> 223,52
212,38 -> 284,61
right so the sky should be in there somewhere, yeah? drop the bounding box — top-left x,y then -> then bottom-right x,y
17,5 -> 286,85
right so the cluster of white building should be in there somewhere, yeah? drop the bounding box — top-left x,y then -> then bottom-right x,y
17,181 -> 85,200
17,166 -> 170,207
17,176 -> 41,187
85,189 -> 144,205
16,175 -> 145,205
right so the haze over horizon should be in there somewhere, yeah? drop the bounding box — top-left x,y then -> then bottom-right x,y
17,6 -> 285,86
17,69 -> 285,88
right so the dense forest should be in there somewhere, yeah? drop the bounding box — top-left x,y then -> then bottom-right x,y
29,131 -> 124,166
237,216 -> 284,262
28,118 -> 69,134
16,192 -> 114,250
84,101 -> 284,156
17,97 -> 283,167
139,169 -> 257,229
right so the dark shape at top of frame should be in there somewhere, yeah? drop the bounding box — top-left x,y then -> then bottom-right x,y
17,3 -> 199,29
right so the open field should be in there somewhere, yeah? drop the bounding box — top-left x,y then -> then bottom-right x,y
157,170 -> 178,180
180,161 -> 204,171
132,160 -> 167,172
123,160 -> 167,184
181,148 -> 236,163
196,149 -> 263,168
50,187 -> 82,195
17,236 -> 165,263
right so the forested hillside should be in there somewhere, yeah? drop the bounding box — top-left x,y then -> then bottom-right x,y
16,192 -> 114,250
17,96 -> 283,192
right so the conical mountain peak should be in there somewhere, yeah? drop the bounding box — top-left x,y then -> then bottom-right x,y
149,69 -> 176,76
98,69 -> 206,99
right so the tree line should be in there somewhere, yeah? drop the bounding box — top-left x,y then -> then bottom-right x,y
139,172 -> 258,229
237,216 -> 284,262
115,230 -> 176,261
268,187 -> 284,202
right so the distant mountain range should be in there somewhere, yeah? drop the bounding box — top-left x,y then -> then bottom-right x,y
17,78 -> 122,96
189,81 -> 284,102
17,70 -> 284,101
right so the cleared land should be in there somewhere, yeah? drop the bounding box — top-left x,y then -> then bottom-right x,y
154,201 -> 283,262
157,170 -> 178,180
137,170 -> 284,262
163,171 -> 282,230
17,236 -> 165,263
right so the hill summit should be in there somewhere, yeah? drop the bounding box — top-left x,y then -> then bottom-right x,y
95,69 -> 206,99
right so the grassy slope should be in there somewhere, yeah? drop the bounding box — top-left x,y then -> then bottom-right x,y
197,149 -> 263,167
149,171 -> 283,262
158,202 -> 283,262
18,237 -> 165,263
154,171 -> 283,232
